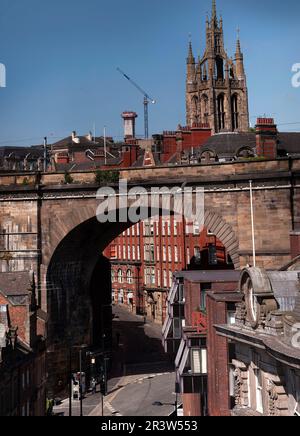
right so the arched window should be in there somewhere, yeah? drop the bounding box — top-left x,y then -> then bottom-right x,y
217,94 -> 225,130
118,269 -> 123,284
215,56 -> 224,80
192,96 -> 199,123
201,95 -> 209,125
127,270 -> 133,284
231,94 -> 239,130
111,270 -> 115,283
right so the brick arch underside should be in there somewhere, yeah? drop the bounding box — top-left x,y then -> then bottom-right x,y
45,206 -> 240,341
44,206 -> 240,275
44,205 -> 239,393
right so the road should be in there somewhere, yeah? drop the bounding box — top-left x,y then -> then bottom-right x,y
54,306 -> 177,417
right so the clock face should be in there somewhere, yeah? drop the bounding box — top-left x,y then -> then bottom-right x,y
249,286 -> 258,322
245,277 -> 260,328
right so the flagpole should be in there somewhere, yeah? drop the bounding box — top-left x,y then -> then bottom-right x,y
249,180 -> 256,267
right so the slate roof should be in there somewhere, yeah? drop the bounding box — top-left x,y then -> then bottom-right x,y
51,136 -> 115,151
267,271 -> 300,312
0,272 -> 33,297
174,270 -> 240,283
199,132 -> 300,158
0,146 -> 43,160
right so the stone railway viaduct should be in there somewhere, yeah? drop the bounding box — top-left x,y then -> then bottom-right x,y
0,157 -> 300,392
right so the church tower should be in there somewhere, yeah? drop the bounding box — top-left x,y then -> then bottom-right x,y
186,0 -> 250,134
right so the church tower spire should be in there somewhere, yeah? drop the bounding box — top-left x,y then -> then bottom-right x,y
212,0 -> 217,22
185,2 -> 250,133
235,31 -> 245,79
187,40 -> 195,64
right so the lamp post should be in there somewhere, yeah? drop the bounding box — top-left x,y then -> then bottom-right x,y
70,344 -> 88,417
69,347 -> 72,417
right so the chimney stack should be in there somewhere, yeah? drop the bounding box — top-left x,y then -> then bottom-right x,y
122,112 -> 138,139
255,118 -> 278,159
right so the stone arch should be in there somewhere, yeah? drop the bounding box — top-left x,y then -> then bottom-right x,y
200,148 -> 217,164
204,210 -> 240,270
43,199 -> 240,394
235,146 -> 255,160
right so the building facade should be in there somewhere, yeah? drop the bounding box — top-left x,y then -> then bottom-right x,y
216,262 -> 300,416
186,1 -> 249,133
162,270 -> 240,416
106,218 -> 230,325
0,272 -> 47,416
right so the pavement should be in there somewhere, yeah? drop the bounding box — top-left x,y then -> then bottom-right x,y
53,306 -> 177,417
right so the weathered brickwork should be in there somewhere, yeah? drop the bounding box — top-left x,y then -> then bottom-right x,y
0,157 -> 298,394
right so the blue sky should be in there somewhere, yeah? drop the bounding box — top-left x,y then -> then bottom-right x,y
0,0 -> 299,146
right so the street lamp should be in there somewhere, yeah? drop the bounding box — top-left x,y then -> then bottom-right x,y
69,344 -> 88,417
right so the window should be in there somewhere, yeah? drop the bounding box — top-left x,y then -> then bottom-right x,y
137,224 -> 140,236
118,269 -> 123,284
144,221 -> 152,236
157,269 -> 161,287
163,270 -> 168,288
208,244 -> 218,265
227,311 -> 236,325
173,318 -> 181,339
193,222 -> 200,235
174,246 -> 179,263
145,268 -> 155,286
217,94 -> 225,130
123,246 -> 126,260
127,270 -> 133,284
150,244 -> 155,262
118,245 -> 122,259
151,222 -> 155,236
168,246 -> 172,263
200,283 -> 211,312
118,289 -> 124,304
194,246 -> 201,263
174,220 -> 178,236
110,245 -> 117,259
169,271 -> 173,288
151,268 -> 156,285
132,226 -> 135,236
144,244 -> 155,262
231,94 -> 239,131
187,247 -> 190,265
294,375 -> 300,416
162,221 -> 166,236
128,245 -> 131,260
137,246 -> 140,260
156,246 -> 160,262
177,283 -> 185,303
111,270 -> 115,283
191,348 -> 207,375
254,369 -> 263,413
167,221 -> 171,236
227,304 -> 236,325
163,246 -> 167,262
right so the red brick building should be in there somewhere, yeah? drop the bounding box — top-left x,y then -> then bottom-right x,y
105,218 -> 230,325
163,270 -> 240,416
0,272 -> 47,416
